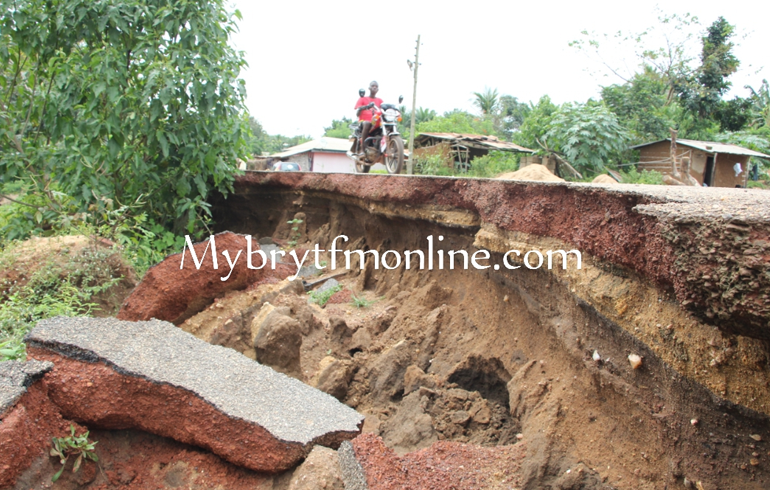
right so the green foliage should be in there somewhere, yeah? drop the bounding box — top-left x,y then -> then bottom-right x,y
473,87 -> 500,115
0,241 -> 123,361
287,218 -> 303,248
601,68 -> 683,143
416,110 -> 496,136
746,80 -> 770,129
512,96 -> 558,151
0,0 -> 251,237
413,153 -> 453,176
466,151 -> 520,178
544,102 -> 631,174
308,284 -> 342,307
619,166 -> 665,185
50,425 -> 98,482
350,294 -> 374,309
324,117 -> 354,139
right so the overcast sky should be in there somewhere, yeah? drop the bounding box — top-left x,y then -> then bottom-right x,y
229,0 -> 769,138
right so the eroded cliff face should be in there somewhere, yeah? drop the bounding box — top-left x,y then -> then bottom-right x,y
201,172 -> 770,489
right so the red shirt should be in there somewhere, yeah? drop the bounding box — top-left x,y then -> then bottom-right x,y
355,97 -> 383,122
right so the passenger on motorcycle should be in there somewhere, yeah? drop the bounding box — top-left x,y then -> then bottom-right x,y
353,81 -> 383,154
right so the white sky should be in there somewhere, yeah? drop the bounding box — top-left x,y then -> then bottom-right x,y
229,0 -> 769,138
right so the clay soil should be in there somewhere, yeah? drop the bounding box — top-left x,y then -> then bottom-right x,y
7,185 -> 770,489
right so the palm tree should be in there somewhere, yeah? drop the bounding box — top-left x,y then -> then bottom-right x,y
473,88 -> 500,115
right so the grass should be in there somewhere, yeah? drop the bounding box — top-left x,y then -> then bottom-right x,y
308,284 -> 342,307
350,294 -> 375,309
50,425 -> 99,482
0,241 -> 123,361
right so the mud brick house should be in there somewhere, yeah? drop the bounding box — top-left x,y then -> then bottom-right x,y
413,132 -> 534,171
270,137 -> 359,173
631,138 -> 770,187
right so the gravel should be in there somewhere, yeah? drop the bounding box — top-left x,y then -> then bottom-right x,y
0,360 -> 53,415
25,316 -> 363,444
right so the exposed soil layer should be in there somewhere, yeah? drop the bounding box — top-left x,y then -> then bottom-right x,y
222,172 -> 770,339
195,174 -> 770,489
350,432 -> 530,489
0,235 -> 137,316
12,429 -> 280,490
0,382 -> 76,488
118,231 -> 295,324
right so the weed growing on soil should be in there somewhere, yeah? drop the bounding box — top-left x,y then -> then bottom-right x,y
0,243 -> 121,361
350,294 -> 375,309
50,425 -> 99,482
287,218 -> 303,248
308,285 -> 342,307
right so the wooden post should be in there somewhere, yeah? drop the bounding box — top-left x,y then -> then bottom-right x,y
669,128 -> 680,178
407,35 -> 420,175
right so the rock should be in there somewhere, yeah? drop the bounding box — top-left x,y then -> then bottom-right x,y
403,365 -> 436,395
365,306 -> 397,335
315,278 -> 340,295
314,357 -> 353,401
329,317 -> 353,355
628,353 -> 643,369
368,340 -> 414,403
253,311 -> 303,378
381,391 -> 438,454
337,441 -> 367,490
118,232 -> 295,324
0,361 -> 73,488
287,445 -> 345,490
450,410 -> 471,425
469,399 -> 492,424
349,327 -> 372,353
26,317 -> 363,473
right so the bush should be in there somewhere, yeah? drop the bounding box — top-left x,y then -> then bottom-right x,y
466,151 -> 520,178
620,166 -> 665,184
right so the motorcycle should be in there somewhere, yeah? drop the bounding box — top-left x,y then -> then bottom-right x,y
348,95 -> 405,174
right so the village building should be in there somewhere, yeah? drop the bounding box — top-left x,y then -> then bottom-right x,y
631,138 -> 770,187
269,137 -> 367,173
413,132 -> 534,171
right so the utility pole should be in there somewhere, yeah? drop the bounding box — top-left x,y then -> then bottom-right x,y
407,35 -> 420,175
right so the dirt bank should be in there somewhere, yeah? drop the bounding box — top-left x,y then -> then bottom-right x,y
192,172 -> 770,488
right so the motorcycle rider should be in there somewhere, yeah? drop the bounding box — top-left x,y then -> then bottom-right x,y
353,81 -> 383,155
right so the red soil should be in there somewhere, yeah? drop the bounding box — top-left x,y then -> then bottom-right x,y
28,347 -> 312,473
351,433 -> 526,490
0,382 -> 78,487
118,232 -> 295,324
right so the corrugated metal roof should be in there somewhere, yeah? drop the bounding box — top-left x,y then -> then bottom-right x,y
271,137 -> 351,158
416,132 -> 535,153
631,138 -> 770,159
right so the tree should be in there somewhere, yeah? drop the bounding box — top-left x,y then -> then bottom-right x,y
678,16 -> 740,119
324,117 -> 353,138
416,109 -> 496,136
746,80 -> 770,128
473,88 -> 499,115
0,0 -> 250,236
543,102 -> 631,175
601,68 -> 682,142
512,96 -> 558,151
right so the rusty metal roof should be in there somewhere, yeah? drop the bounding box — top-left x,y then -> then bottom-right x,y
631,138 -> 770,159
416,132 -> 535,153
271,137 -> 351,158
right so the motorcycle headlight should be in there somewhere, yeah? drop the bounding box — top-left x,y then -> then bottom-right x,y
384,109 -> 399,122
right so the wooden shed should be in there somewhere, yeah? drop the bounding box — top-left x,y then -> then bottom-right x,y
631,138 -> 769,187
414,133 -> 534,171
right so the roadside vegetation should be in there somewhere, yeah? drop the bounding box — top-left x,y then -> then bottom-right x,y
324,14 -> 770,181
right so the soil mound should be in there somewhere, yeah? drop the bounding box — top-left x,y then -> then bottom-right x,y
592,174 -> 617,184
497,164 -> 564,182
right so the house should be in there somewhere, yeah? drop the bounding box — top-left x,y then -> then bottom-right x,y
413,133 -> 535,171
631,138 -> 770,187
270,137 -> 365,173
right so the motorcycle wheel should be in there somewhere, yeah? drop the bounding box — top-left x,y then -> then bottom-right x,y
355,160 -> 371,173
385,135 -> 405,174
